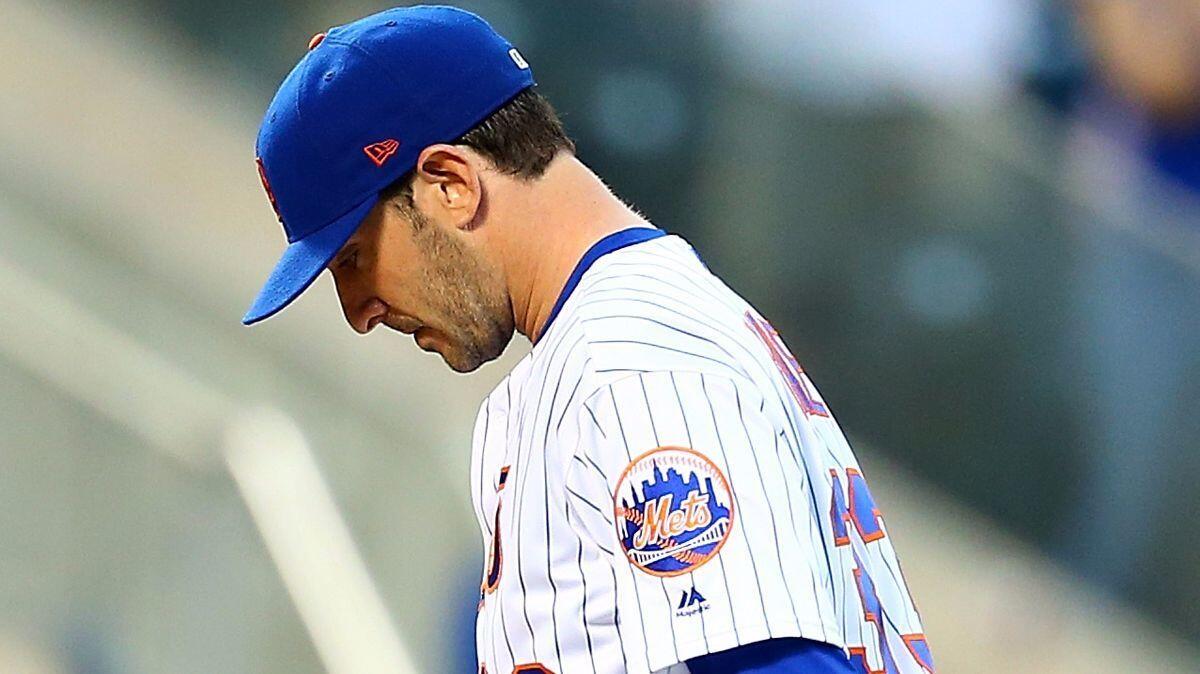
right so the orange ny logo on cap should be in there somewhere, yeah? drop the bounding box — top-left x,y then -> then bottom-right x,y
363,139 -> 400,167
255,157 -> 283,223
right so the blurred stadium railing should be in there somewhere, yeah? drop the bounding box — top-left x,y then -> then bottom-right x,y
2,1 -> 1198,673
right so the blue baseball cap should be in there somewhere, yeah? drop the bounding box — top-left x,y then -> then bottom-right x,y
243,5 -> 535,325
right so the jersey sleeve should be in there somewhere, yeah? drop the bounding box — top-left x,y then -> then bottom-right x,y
563,370 -> 839,673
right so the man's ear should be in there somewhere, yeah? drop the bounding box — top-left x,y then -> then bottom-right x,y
411,144 -> 482,230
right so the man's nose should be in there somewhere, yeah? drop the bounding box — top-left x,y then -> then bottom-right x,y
347,297 -> 388,334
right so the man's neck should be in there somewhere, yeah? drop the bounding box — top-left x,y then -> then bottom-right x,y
496,155 -> 650,343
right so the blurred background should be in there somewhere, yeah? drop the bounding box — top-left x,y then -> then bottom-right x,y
3,0 -> 1199,672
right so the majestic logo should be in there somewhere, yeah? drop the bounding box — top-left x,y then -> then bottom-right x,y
613,446 -> 734,577
676,587 -> 708,618
363,139 -> 400,167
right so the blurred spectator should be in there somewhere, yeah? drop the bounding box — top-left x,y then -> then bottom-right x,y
1079,0 -> 1200,189
1032,0 -> 1200,618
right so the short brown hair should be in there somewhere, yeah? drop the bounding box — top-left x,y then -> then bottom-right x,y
381,88 -> 574,206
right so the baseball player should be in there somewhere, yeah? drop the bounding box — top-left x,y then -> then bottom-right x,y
243,6 -> 934,674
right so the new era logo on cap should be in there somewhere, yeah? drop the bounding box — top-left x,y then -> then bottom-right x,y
363,139 -> 400,167
255,157 -> 283,223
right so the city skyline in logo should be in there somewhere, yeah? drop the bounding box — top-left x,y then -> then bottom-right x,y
615,448 -> 734,577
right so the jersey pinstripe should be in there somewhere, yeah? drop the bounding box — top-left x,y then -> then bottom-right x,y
471,232 -> 933,674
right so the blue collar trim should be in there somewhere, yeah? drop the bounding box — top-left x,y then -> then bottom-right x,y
536,227 -> 667,342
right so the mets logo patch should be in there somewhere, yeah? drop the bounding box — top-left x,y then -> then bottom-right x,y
613,446 -> 734,577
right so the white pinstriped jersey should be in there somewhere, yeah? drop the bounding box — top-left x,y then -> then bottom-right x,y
470,230 -> 934,674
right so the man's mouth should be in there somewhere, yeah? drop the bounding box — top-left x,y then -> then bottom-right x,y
382,314 -> 444,353
384,314 -> 423,335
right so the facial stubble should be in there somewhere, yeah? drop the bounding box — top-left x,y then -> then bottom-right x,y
409,209 -> 514,372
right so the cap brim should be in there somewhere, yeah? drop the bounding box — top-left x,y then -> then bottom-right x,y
242,195 -> 379,325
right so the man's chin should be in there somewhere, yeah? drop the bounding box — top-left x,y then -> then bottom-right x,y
443,355 -> 482,373
434,347 -> 489,373
414,322 -> 512,373
440,336 -> 511,373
